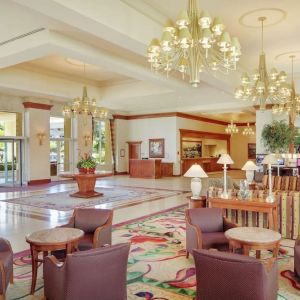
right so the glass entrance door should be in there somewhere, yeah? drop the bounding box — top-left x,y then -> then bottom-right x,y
0,139 -> 22,186
50,139 -> 73,180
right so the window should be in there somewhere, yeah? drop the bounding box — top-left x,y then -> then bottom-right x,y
50,117 -> 65,138
92,120 -> 106,164
0,112 -> 21,137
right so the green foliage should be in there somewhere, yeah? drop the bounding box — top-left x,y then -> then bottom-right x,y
76,155 -> 97,169
261,120 -> 296,153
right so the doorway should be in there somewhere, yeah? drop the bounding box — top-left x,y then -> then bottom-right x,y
127,141 -> 142,170
0,138 -> 22,186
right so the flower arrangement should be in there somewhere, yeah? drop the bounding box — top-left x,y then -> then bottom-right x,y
77,154 -> 97,174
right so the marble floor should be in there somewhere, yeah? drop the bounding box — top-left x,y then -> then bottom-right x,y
0,175 -> 193,252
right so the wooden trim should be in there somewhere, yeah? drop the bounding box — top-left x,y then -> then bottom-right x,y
253,104 -> 273,110
27,179 -> 51,185
114,112 -> 254,126
126,141 -> 142,144
179,129 -> 231,140
23,102 -> 53,110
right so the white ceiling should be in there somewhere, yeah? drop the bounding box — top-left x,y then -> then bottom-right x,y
0,0 -> 300,119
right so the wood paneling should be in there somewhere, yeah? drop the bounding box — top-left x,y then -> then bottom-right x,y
182,158 -> 222,174
161,162 -> 173,176
27,179 -> 51,185
129,159 -> 161,179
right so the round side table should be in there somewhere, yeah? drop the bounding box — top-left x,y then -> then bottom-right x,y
187,196 -> 206,208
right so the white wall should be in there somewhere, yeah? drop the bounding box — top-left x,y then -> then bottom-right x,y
114,119 -> 129,173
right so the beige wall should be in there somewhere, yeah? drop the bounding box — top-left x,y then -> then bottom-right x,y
230,126 -> 256,169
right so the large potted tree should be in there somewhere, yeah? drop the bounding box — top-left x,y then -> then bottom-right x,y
261,120 -> 296,153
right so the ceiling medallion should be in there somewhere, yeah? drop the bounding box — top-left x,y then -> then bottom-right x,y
225,120 -> 239,135
146,0 -> 241,88
272,55 -> 300,125
234,17 -> 288,110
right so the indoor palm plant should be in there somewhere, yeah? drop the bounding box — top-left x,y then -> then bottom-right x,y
77,154 -> 97,174
261,120 -> 296,153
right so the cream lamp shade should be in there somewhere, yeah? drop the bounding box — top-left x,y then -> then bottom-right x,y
184,164 -> 208,200
262,154 -> 278,165
262,154 -> 277,203
242,160 -> 257,183
217,154 -> 233,199
217,154 -> 234,165
184,164 -> 208,178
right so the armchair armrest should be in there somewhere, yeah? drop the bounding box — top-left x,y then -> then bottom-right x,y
0,238 -> 12,253
93,211 -> 113,248
223,217 -> 237,231
185,212 -> 202,253
44,256 -> 66,300
58,216 -> 75,228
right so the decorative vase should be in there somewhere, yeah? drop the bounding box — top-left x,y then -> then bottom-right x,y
78,168 -> 87,174
88,168 -> 96,174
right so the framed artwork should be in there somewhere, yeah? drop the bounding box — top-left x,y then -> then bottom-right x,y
149,138 -> 165,158
120,148 -> 125,157
248,143 -> 256,159
182,140 -> 202,158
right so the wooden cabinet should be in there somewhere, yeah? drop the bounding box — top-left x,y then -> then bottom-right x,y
182,158 -> 222,174
129,159 -> 162,179
161,163 -> 173,177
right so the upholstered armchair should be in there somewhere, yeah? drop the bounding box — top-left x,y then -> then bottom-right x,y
185,208 -> 237,258
0,238 -> 13,300
294,236 -> 300,277
44,243 -> 130,300
193,249 -> 278,300
60,208 -> 113,251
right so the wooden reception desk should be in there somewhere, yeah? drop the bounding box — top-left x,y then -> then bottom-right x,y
182,157 -> 222,174
129,159 -> 162,179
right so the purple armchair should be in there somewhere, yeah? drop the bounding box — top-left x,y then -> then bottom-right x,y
60,208 -> 113,251
0,238 -> 13,300
193,249 -> 278,300
295,236 -> 300,277
185,208 -> 237,258
44,243 -> 130,300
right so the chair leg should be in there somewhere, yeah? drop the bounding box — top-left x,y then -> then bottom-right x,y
186,251 -> 189,258
9,271 -> 13,284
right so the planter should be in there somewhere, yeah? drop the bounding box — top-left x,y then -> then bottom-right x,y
78,168 -> 96,174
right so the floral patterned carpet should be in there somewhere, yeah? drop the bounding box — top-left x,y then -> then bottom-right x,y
6,206 -> 300,299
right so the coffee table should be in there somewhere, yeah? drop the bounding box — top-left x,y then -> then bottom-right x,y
61,171 -> 112,198
225,227 -> 281,259
26,227 -> 84,294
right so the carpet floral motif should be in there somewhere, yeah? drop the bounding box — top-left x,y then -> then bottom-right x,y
6,207 -> 300,299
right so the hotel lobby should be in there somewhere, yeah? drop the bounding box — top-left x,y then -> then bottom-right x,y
1,0 -> 300,299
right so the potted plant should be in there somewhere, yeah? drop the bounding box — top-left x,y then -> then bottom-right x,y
261,120 -> 296,153
77,154 -> 97,174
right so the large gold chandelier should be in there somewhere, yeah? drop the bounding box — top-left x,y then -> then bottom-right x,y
272,55 -> 300,125
62,64 -> 109,119
62,86 -> 109,119
225,120 -> 239,135
234,17 -> 288,110
147,0 -> 241,88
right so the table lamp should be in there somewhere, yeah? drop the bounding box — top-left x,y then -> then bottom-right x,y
262,154 -> 277,203
184,164 -> 208,199
242,160 -> 257,183
217,154 -> 234,199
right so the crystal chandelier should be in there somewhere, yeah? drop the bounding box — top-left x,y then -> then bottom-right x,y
147,0 -> 241,88
242,123 -> 255,135
272,55 -> 300,125
62,64 -> 109,119
234,17 -> 288,110
225,120 -> 239,135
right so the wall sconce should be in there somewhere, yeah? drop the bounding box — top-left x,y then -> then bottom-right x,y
83,134 -> 91,147
37,132 -> 46,146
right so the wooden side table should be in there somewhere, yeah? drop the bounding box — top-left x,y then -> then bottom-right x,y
26,228 -> 84,294
225,227 -> 281,259
188,196 -> 206,208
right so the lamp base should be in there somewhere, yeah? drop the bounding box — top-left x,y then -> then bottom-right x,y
220,191 -> 229,199
266,194 -> 275,203
191,177 -> 202,199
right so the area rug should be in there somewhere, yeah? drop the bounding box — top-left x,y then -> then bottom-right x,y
6,207 -> 300,300
3,186 -> 185,211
